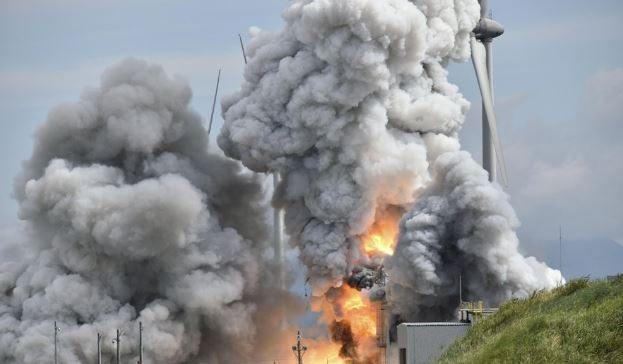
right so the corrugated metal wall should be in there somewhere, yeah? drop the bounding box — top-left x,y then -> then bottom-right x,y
397,323 -> 470,364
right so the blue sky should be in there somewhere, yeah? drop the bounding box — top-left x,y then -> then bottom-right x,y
1,0 -> 622,278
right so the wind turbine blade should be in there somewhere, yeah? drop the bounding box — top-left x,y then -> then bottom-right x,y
480,0 -> 489,18
207,69 -> 221,137
470,37 -> 509,186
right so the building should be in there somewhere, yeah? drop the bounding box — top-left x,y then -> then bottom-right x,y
396,322 -> 470,364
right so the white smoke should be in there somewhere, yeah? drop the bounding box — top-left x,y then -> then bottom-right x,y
219,0 -> 560,322
0,59 -> 286,363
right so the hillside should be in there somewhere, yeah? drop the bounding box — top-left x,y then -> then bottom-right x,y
439,277 -> 623,363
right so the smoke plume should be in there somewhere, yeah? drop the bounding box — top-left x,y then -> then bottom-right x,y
219,0 -> 561,325
0,59 -> 286,363
386,151 -> 562,320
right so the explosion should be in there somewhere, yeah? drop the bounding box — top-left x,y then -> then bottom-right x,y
307,213 -> 400,363
0,0 -> 564,363
220,0 -> 561,361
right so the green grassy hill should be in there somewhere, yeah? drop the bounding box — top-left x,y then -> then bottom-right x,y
439,277 -> 623,363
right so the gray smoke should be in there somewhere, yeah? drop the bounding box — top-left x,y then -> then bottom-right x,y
219,0 -> 561,325
219,0 -> 478,295
386,151 -> 562,320
0,58 -> 289,363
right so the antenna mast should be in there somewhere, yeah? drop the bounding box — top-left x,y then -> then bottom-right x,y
207,69 -> 221,139
238,34 -> 248,64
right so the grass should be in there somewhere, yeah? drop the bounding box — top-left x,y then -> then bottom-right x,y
438,276 -> 623,363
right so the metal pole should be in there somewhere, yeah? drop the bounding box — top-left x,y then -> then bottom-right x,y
238,34 -> 248,65
139,322 -> 143,364
296,331 -> 306,364
138,321 -> 143,364
97,333 -> 101,364
559,226 -> 563,285
482,39 -> 496,182
479,0 -> 496,182
54,321 -> 58,364
207,69 -> 221,138
116,329 -> 120,364
273,172 -> 285,291
292,330 -> 307,364
459,275 -> 463,304
296,334 -> 303,364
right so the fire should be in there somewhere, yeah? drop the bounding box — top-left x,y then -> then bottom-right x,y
339,286 -> 377,338
301,209 -> 402,363
363,233 -> 395,255
343,291 -> 365,311
361,210 -> 401,256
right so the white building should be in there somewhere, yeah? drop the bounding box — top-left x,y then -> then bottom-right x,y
396,322 -> 470,364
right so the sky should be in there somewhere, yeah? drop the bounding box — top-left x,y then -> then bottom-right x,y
1,0 -> 622,279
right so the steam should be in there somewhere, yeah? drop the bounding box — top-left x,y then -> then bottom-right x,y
0,59 -> 284,363
219,0 -> 560,326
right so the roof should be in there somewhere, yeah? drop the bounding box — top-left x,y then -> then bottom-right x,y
399,322 -> 471,327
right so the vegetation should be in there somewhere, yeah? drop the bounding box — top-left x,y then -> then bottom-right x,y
439,277 -> 623,363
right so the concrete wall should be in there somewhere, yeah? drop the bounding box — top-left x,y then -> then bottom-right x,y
397,323 -> 470,364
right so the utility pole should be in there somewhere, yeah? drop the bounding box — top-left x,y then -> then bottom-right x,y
138,322 -> 143,364
291,330 -> 307,364
112,329 -> 123,364
96,333 -> 102,364
54,321 -> 61,364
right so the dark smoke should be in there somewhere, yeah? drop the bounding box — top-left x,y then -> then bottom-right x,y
330,320 -> 358,360
330,319 -> 378,364
347,266 -> 376,291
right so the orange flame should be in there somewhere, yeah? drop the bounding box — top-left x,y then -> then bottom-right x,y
339,286 -> 377,338
361,209 -> 401,257
302,209 -> 402,363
